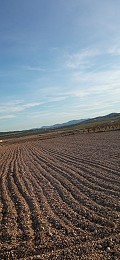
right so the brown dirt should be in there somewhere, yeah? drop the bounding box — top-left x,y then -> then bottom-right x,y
0,131 -> 120,259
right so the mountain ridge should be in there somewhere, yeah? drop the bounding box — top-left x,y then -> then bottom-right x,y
0,112 -> 120,136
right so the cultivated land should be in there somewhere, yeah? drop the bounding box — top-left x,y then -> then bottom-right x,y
0,131 -> 120,259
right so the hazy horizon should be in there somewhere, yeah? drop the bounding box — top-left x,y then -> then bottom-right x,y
0,0 -> 120,131
0,111 -> 119,133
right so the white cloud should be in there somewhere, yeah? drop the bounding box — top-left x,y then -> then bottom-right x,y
70,90 -> 89,98
65,48 -> 100,69
72,67 -> 120,93
0,115 -> 16,120
23,66 -> 45,72
108,45 -> 120,55
0,101 -> 42,114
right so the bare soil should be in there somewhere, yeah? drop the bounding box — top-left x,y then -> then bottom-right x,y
0,131 -> 120,259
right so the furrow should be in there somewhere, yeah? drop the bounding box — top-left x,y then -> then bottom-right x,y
29,145 -> 120,215
22,145 -> 91,237
32,145 -> 120,197
6,146 -> 35,243
41,146 -> 120,187
26,145 -> 117,239
0,146 -> 21,246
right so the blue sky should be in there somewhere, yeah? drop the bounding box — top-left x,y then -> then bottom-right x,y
0,0 -> 120,131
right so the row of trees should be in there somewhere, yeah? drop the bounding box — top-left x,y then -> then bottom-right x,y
82,123 -> 120,133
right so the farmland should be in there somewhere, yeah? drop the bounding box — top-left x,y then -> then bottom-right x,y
0,131 -> 120,259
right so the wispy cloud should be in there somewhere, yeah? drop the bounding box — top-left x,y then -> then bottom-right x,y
65,48 -> 100,69
72,66 -> 120,88
0,115 -> 16,120
23,66 -> 45,72
108,45 -> 120,55
0,96 -> 69,119
0,101 -> 42,114
71,67 -> 120,107
65,44 -> 120,71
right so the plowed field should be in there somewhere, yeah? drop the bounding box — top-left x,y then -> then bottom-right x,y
0,131 -> 120,259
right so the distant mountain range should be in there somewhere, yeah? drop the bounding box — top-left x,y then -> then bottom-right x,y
0,113 -> 120,138
41,119 -> 86,129
41,112 -> 120,130
85,112 -> 120,123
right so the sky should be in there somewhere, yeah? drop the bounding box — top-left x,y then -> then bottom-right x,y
0,0 -> 120,131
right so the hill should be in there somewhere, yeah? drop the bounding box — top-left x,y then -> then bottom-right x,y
42,118 -> 86,129
0,112 -> 120,141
